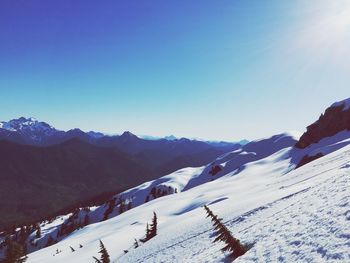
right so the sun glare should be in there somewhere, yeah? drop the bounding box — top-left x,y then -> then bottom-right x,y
291,1 -> 350,69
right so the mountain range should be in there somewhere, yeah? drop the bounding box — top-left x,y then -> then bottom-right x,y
0,117 -> 242,229
1,98 -> 350,262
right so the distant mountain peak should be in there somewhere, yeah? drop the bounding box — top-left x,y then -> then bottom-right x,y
18,116 -> 37,122
120,131 -> 138,139
238,139 -> 250,145
0,117 -> 55,132
164,135 -> 177,141
87,131 -> 105,138
67,128 -> 85,134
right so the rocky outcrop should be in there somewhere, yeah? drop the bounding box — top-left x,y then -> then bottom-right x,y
295,98 -> 350,149
296,153 -> 324,168
209,165 -> 222,176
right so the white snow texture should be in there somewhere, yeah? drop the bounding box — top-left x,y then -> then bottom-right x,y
23,129 -> 350,263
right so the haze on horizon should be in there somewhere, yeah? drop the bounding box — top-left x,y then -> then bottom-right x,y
1,0 -> 350,141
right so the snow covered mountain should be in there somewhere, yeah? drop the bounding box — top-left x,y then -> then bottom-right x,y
0,117 -> 61,145
0,117 -> 242,177
22,131 -> 350,262
0,117 -> 88,145
2,98 -> 350,262
0,118 -> 242,229
0,117 -> 54,133
0,117 -> 243,149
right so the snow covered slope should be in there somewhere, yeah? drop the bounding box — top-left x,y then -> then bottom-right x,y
8,133 -> 295,257
25,138 -> 350,262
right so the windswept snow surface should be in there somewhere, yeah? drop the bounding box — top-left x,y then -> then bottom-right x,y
27,142 -> 350,262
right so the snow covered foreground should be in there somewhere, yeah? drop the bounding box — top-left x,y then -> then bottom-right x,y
27,144 -> 350,262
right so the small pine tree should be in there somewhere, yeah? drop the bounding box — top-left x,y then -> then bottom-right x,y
150,187 -> 156,199
133,238 -> 139,248
45,236 -> 55,247
149,212 -> 157,238
35,226 -> 41,239
140,223 -> 150,243
70,246 -> 75,252
84,214 -> 90,226
103,198 -> 116,221
141,212 -> 158,242
3,238 -> 27,263
94,240 -> 110,263
119,198 -> 125,214
18,226 -> 28,244
204,205 -> 247,259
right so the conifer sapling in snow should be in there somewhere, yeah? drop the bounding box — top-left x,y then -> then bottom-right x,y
35,226 -> 41,239
149,212 -> 157,238
3,238 -> 27,263
204,205 -> 247,259
103,198 -> 116,221
140,223 -> 150,243
84,214 -> 89,226
93,240 -> 110,263
141,212 -> 158,242
119,198 -> 125,214
45,236 -> 55,247
134,238 -> 139,248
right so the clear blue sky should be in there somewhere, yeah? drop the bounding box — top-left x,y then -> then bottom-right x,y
1,0 -> 349,141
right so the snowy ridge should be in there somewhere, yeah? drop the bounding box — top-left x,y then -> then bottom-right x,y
0,117 -> 58,143
330,97 -> 350,111
87,166 -> 204,223
2,129 -> 350,262
0,133 -> 296,258
291,130 -> 350,167
6,130 -> 350,262
25,139 -> 350,262
0,167 -> 204,256
3,98 -> 350,262
184,133 -> 298,190
0,117 -> 55,133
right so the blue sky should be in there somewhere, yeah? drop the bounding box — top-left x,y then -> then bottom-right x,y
1,0 -> 350,141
